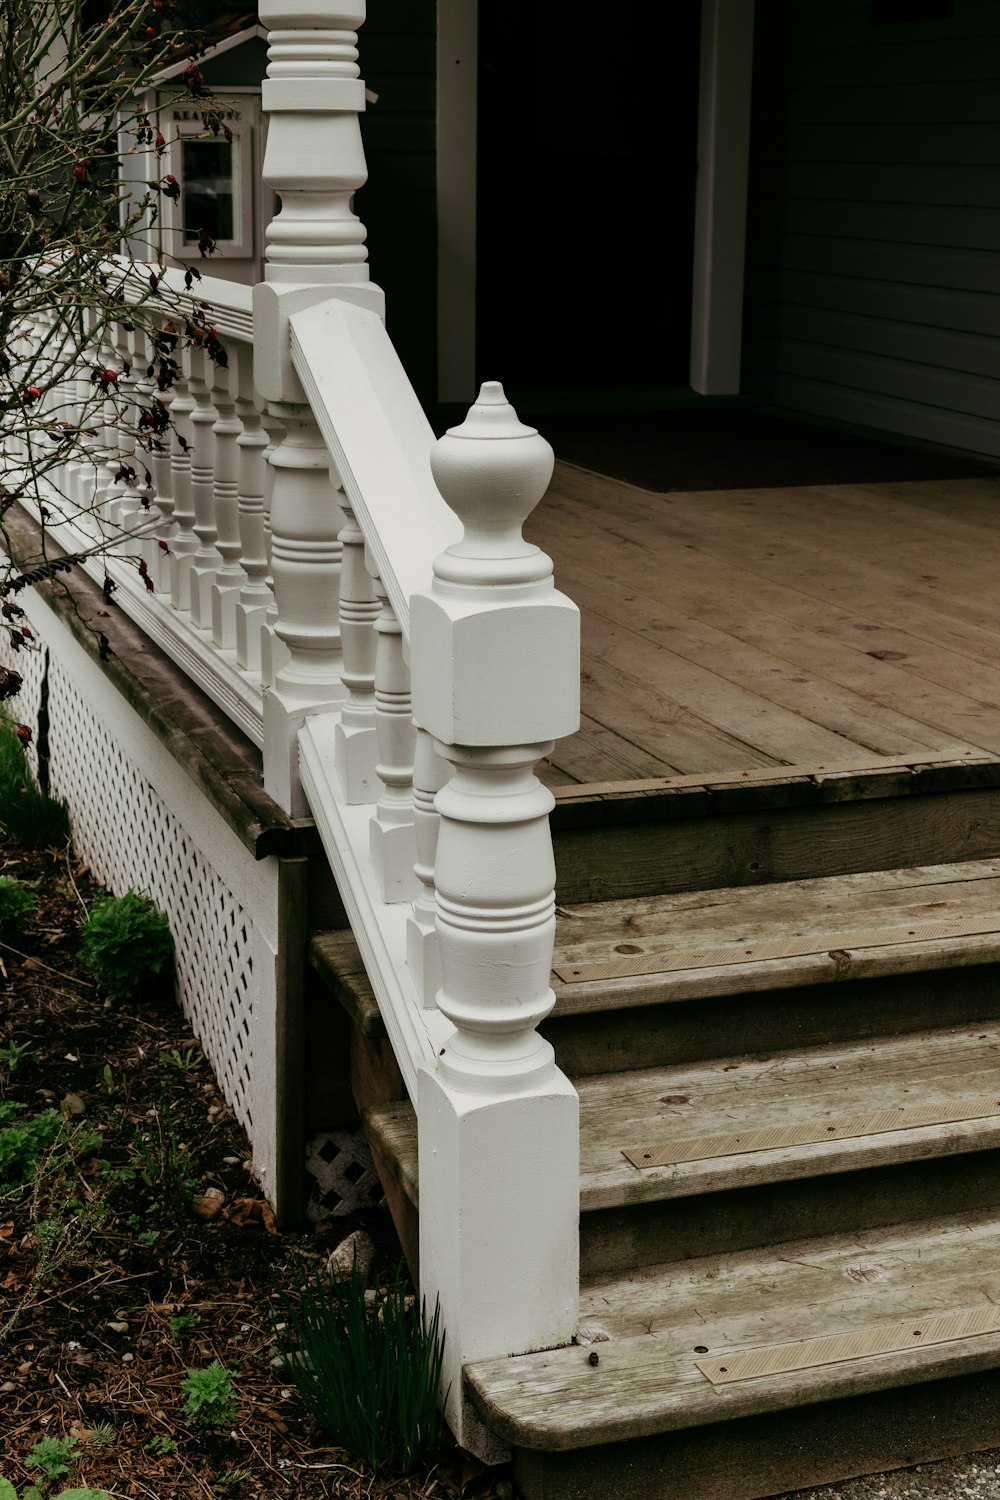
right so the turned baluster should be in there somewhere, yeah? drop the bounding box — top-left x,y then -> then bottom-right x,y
333,491 -> 379,802
184,344 -> 222,629
410,383 -> 581,1451
232,350 -> 272,673
208,356 -> 247,647
91,320 -> 125,526
368,573 -> 417,903
108,320 -> 147,549
167,374 -> 199,611
139,329 -> 177,588
261,402 -> 345,814
407,725 -> 448,1006
255,407 -> 285,685
72,306 -> 104,512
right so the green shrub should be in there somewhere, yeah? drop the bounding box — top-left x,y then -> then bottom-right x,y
277,1264 -> 446,1473
0,878 -> 35,940
80,891 -> 173,1002
181,1362 -> 237,1426
0,1103 -> 60,1195
0,713 -> 69,848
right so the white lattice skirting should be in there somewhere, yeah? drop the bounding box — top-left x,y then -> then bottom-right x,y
2,586 -> 287,1202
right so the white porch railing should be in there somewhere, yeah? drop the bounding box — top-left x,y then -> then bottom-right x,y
9,2 -> 582,1460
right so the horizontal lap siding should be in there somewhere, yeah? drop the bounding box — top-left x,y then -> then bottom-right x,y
745,0 -> 1000,459
357,1 -> 437,402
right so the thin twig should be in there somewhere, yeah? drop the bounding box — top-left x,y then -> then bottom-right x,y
0,939 -> 93,985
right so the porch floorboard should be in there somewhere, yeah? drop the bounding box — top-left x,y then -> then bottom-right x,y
529,467 -> 1000,787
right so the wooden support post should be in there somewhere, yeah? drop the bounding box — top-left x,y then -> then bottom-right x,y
410,384 -> 581,1457
255,0 -> 383,813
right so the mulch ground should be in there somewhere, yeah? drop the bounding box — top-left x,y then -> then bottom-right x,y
0,833 -> 512,1500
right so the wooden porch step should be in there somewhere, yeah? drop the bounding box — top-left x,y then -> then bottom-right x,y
549,755 -> 1000,903
466,1209 -> 1000,1500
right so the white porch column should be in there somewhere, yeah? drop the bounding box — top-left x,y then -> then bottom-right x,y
410,384 -> 581,1458
255,0 -> 384,815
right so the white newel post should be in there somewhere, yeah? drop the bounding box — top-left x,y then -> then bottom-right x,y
254,0 -> 384,814
410,384 -> 581,1457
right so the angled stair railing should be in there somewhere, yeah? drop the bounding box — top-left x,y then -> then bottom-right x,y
5,1 -> 586,1460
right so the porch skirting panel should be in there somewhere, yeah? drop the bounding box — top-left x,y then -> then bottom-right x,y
2,584 -> 290,1208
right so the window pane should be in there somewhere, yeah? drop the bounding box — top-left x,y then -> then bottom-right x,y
181,139 -> 235,244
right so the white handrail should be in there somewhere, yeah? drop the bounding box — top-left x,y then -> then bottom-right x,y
290,298 -> 461,641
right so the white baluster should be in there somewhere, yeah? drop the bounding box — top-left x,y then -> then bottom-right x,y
261,402 -> 345,815
139,330 -> 177,588
333,491 -> 379,802
184,344 -> 221,629
209,356 -> 246,648
256,407 -> 286,685
167,373 -> 199,611
368,574 -> 417,902
232,347 -> 273,673
407,724 -> 448,1007
410,383 -> 581,1455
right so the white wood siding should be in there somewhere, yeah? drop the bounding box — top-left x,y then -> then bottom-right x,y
746,0 -> 1000,459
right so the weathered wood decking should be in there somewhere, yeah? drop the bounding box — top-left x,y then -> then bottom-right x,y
528,466 -> 1000,787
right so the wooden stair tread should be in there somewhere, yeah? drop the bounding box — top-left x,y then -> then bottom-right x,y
365,1021 -> 1000,1217
579,1021 -> 1000,1208
465,1210 -> 1000,1451
552,856 -> 1000,1013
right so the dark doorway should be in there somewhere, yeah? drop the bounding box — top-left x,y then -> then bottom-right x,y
476,0 -> 701,398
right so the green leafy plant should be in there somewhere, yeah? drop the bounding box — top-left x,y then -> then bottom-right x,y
80,891 -> 173,1002
277,1263 -> 446,1473
145,1435 -> 176,1457
25,1436 -> 78,1483
0,1485 -> 111,1500
0,1040 -> 38,1074
169,1311 -> 197,1338
0,716 -> 69,849
83,1426 -> 115,1450
181,1362 -> 237,1426
158,1046 -> 198,1072
0,1103 -> 60,1194
0,878 -> 35,939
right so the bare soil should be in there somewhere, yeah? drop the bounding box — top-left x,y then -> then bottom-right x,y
0,833 -> 509,1500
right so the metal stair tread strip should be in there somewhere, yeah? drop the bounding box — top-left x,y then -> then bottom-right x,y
464,1210 -> 1000,1452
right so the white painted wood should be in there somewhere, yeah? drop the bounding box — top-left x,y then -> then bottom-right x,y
261,400 -> 346,814
184,344 -> 222,629
299,712 -> 447,1102
404,385 -> 581,1456
368,575 -> 418,903
231,353 -> 273,672
289,298 -> 461,636
436,0 -> 478,403
333,490 -> 380,802
407,725 -> 448,1009
166,374 -> 199,611
209,354 -> 250,649
689,0 -> 755,395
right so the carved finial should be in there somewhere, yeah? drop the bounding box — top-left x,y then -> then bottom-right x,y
429,382 -> 555,587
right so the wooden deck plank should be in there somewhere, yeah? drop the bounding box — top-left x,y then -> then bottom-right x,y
526,468 -> 1000,783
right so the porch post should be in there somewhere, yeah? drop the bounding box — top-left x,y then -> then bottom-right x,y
411,384 -> 581,1457
254,0 -> 384,814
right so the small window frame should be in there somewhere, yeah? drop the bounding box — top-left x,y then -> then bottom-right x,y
162,108 -> 253,262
